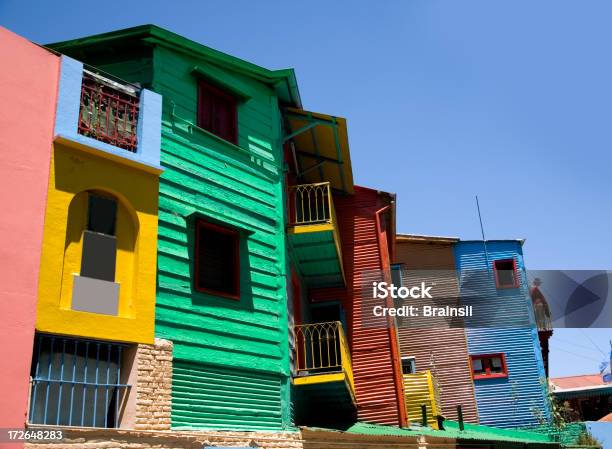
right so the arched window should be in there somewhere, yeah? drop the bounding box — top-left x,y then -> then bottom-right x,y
63,190 -> 138,316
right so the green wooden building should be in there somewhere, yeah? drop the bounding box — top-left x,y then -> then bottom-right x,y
50,25 -> 301,431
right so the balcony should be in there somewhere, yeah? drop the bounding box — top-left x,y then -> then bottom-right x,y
292,321 -> 356,425
78,71 -> 140,152
403,370 -> 442,428
54,56 -> 162,172
287,182 -> 345,287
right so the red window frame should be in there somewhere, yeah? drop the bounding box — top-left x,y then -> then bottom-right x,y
470,353 -> 508,380
194,219 -> 240,300
197,79 -> 238,145
493,258 -> 520,289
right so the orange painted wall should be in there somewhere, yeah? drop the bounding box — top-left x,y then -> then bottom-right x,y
0,27 -> 59,432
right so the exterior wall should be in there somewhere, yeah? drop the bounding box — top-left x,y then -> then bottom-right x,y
395,239 -> 479,424
36,142 -> 160,343
153,43 -> 291,430
130,339 -> 174,431
454,241 -> 551,429
310,187 -> 406,427
0,26 -> 60,433
51,29 -> 293,431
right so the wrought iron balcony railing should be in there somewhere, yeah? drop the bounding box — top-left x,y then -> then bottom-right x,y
288,182 -> 336,226
294,321 -> 354,393
78,71 -> 140,152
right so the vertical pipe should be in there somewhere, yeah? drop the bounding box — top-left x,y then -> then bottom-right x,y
457,405 -> 465,431
375,205 -> 408,427
437,415 -> 445,430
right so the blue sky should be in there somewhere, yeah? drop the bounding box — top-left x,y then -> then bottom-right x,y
1,0 -> 610,376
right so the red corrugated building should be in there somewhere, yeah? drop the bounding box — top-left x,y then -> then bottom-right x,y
282,110 -> 406,428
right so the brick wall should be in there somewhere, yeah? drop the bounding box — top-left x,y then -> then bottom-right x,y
131,338 -> 173,431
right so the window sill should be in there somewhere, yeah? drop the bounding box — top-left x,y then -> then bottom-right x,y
495,284 -> 520,290
194,285 -> 240,301
473,373 -> 509,380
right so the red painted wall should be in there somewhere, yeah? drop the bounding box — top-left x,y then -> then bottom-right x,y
0,27 -> 59,432
310,186 -> 406,426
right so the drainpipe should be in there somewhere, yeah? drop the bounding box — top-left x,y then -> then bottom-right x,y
375,204 -> 408,427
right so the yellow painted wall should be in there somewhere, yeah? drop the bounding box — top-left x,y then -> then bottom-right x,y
36,142 -> 159,344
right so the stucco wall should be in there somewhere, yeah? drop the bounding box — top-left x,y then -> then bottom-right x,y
0,26 -> 60,431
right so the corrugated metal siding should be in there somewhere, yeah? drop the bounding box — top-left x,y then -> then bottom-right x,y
151,46 -> 290,430
454,241 -> 551,429
395,240 -> 479,423
311,187 -> 404,426
403,372 -> 440,428
172,361 -> 283,430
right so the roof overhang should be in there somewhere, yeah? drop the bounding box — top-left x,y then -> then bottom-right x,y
552,384 -> 612,399
284,107 -> 354,194
396,233 -> 460,244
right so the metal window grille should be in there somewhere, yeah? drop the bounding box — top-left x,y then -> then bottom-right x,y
29,334 -> 131,428
78,71 -> 140,152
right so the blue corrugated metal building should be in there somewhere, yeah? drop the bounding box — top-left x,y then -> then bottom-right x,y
454,240 -> 551,429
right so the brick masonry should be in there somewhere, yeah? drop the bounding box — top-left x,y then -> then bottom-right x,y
131,338 -> 173,431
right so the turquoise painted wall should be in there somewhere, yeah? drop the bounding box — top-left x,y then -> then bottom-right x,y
51,28 -> 294,431
153,45 -> 291,430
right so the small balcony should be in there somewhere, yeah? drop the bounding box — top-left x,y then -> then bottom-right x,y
292,321 -> 356,425
78,71 -> 140,152
403,370 -> 442,428
54,56 -> 162,172
287,182 -> 345,288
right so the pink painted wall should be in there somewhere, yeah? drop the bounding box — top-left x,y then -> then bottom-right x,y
0,27 -> 59,433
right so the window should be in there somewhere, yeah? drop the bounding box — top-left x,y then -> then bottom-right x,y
470,353 -> 508,379
29,334 -> 131,428
197,79 -> 238,144
81,194 -> 118,282
493,258 -> 519,289
195,219 -> 240,299
401,356 -> 416,375
391,263 -> 403,287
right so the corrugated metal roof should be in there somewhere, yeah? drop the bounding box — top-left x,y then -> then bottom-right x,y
550,373 -> 610,390
312,420 -> 557,444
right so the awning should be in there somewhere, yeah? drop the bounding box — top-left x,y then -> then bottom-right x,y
283,108 -> 354,194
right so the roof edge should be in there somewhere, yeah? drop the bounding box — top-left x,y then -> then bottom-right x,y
47,24 -> 301,107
